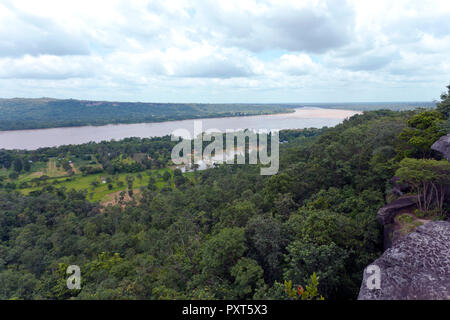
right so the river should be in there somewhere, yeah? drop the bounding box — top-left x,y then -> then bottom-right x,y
0,107 -> 360,150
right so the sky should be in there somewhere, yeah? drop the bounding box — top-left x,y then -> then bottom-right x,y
0,0 -> 449,103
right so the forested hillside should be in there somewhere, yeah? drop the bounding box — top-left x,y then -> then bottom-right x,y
0,98 -> 294,131
0,89 -> 448,300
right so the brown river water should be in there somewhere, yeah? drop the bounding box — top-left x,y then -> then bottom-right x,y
0,107 -> 360,150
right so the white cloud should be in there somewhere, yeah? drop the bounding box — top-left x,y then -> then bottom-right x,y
0,0 -> 449,102
0,55 -> 102,79
274,54 -> 317,76
0,2 -> 90,57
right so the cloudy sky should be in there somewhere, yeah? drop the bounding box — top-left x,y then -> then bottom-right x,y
0,0 -> 449,103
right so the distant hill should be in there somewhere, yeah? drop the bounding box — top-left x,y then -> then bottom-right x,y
0,98 -> 295,131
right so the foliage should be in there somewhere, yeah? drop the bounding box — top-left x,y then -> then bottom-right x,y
284,273 -> 324,300
436,84 -> 450,119
396,158 -> 450,215
397,110 -> 445,158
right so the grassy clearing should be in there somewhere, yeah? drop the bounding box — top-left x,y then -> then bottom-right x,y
8,158 -> 69,185
4,154 -> 197,203
45,158 -> 68,177
20,167 -> 177,202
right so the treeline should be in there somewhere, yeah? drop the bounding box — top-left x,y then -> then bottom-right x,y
1,135 -> 174,171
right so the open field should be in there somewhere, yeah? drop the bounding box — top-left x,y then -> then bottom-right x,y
18,166 -> 187,202
44,158 -> 67,177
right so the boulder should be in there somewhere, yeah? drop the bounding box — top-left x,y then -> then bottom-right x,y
377,196 -> 416,225
358,221 -> 450,300
431,134 -> 450,161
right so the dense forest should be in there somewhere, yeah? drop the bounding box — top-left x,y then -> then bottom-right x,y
0,98 -> 295,131
0,87 -> 448,300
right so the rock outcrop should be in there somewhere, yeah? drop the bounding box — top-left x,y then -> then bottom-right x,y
358,221 -> 450,300
359,134 -> 450,299
377,196 -> 417,249
431,133 -> 450,161
377,196 -> 416,225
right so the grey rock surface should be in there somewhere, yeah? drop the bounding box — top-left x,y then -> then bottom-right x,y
431,134 -> 450,161
358,221 -> 450,300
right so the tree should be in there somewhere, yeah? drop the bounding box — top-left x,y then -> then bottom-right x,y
396,158 -> 450,215
90,180 -> 99,189
147,176 -> 157,191
162,170 -> 172,182
230,258 -> 264,299
119,190 -> 126,204
437,84 -> 450,119
284,273 -> 324,300
397,110 -> 445,158
23,161 -> 31,172
173,174 -> 186,188
13,158 -> 23,173
0,270 -> 39,300
215,200 -> 257,228
125,175 -> 134,185
8,172 -> 18,180
245,215 -> 286,283
284,241 -> 348,299
201,228 -> 246,278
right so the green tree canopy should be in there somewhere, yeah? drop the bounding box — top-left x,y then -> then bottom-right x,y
395,158 -> 450,215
